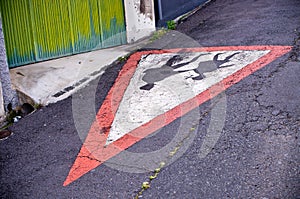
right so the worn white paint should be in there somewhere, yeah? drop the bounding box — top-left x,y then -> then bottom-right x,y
106,50 -> 270,144
0,80 -> 4,116
124,0 -> 156,43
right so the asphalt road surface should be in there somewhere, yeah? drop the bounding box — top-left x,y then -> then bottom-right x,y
1,0 -> 300,198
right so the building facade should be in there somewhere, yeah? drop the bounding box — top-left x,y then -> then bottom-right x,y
0,0 -> 208,116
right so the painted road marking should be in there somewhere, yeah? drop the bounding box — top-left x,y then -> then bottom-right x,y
107,50 -> 268,144
64,46 -> 291,186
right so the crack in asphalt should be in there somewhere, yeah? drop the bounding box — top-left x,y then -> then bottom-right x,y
78,155 -> 103,163
289,28 -> 300,62
131,44 -> 299,196
232,43 -> 300,139
132,93 -> 227,198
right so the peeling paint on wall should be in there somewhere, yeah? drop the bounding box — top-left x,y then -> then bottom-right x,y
140,0 -> 153,20
125,0 -> 156,43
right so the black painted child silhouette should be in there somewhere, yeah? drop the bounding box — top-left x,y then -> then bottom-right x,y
140,52 -> 239,90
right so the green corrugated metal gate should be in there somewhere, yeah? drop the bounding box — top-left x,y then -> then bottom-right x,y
0,0 -> 126,68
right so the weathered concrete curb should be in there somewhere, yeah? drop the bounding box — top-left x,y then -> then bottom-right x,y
9,38 -> 151,106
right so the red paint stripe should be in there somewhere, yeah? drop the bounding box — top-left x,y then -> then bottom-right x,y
63,52 -> 145,186
63,46 -> 291,186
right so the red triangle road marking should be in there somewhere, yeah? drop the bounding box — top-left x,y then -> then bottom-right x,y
63,46 -> 291,186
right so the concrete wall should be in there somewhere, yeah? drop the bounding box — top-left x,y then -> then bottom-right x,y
0,16 -> 17,115
124,0 -> 156,43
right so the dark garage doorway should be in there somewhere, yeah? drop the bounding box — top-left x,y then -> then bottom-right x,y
154,0 -> 208,27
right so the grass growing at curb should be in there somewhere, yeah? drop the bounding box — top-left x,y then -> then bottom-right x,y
0,122 -> 13,131
0,102 -> 42,131
132,96 -> 226,198
117,53 -> 131,62
149,28 -> 168,42
167,20 -> 176,30
133,125 -> 198,199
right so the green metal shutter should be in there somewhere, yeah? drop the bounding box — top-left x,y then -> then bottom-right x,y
0,0 -> 126,68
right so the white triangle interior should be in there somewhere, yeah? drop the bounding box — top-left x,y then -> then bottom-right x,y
106,50 -> 270,145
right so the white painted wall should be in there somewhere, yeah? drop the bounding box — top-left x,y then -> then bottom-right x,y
124,0 -> 156,43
